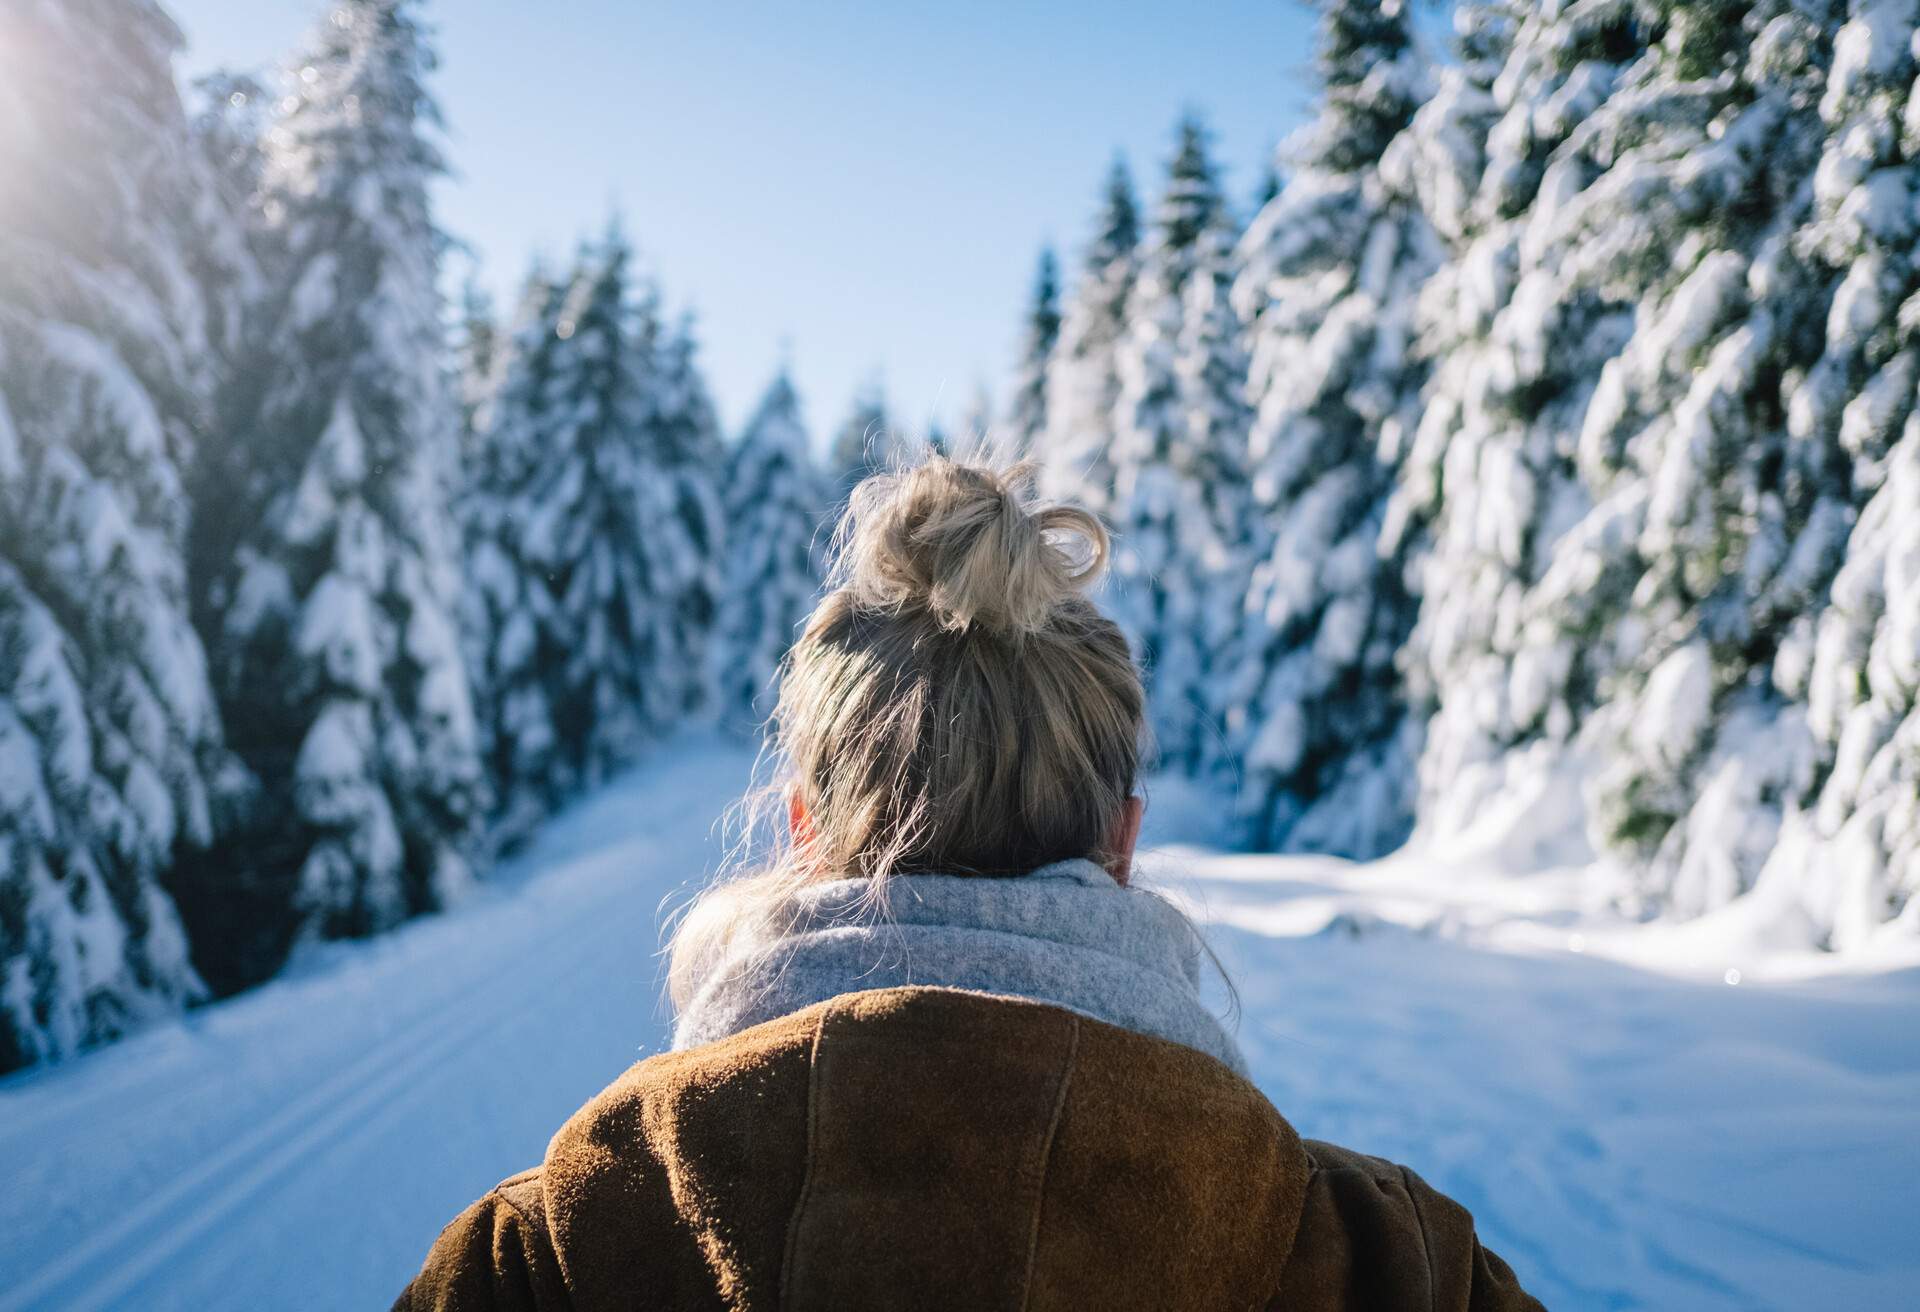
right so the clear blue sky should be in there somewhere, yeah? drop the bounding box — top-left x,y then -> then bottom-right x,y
168,1 -> 1334,440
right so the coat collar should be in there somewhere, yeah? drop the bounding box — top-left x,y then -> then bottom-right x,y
670,860 -> 1248,1074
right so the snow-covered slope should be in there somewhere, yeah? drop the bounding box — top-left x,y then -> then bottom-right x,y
3,736 -> 1915,1310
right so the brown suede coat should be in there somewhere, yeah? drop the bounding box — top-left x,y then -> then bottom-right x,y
395,988 -> 1542,1311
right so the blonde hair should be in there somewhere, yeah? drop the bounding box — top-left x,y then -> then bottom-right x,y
666,453 -> 1148,1008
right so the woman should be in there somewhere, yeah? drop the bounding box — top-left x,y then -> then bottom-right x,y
396,458 -> 1542,1311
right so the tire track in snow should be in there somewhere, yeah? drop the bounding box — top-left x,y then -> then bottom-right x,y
4,736 -> 748,1311
6,875 -> 650,1311
0,839 -> 666,1154
0,742 -> 732,1157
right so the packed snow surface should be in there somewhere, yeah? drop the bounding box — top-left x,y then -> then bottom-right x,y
3,735 -> 1915,1310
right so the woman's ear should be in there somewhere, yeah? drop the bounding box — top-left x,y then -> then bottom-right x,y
787,790 -> 815,847
1102,795 -> 1145,886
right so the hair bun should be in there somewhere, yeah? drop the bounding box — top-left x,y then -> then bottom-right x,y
833,457 -> 1109,635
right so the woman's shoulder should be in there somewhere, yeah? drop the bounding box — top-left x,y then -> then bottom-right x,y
390,1169 -> 565,1311
393,1006 -> 826,1311
1280,1139 -> 1545,1311
396,990 -> 1541,1310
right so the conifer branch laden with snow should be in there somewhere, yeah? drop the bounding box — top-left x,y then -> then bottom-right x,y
0,0 -> 237,1068
1571,3 -> 1842,915
1756,0 -> 1920,946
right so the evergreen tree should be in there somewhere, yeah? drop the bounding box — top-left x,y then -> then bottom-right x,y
458,267 -> 565,846
1572,3 -> 1845,914
1006,246 -> 1061,455
717,371 -> 829,730
649,312 -> 728,720
1398,0 -> 1668,853
462,232 -> 722,830
0,0 -> 232,1067
1756,0 -> 1920,945
1376,0 -> 1517,557
1107,114 -> 1246,774
185,71 -> 270,371
189,0 -> 483,974
1038,157 -> 1140,510
1398,1 -> 1877,926
1219,0 -> 1432,856
1765,427 -> 1919,946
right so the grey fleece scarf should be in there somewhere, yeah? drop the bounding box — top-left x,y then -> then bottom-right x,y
670,858 -> 1246,1075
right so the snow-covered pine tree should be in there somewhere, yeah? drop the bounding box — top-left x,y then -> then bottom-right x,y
190,0 -> 483,967
1765,420 -> 1920,945
181,68 -> 271,629
1377,0 -> 1517,563
1566,4 -> 1847,916
1164,226 -> 1259,776
1398,0 -> 1665,857
717,370 -> 829,730
829,380 -> 895,500
649,312 -> 728,720
185,71 -> 269,375
1107,115 -> 1247,774
1756,0 -> 1920,945
0,0 -> 235,1068
1006,246 -> 1061,456
1218,0 -> 1433,856
1038,157 -> 1141,511
464,241 -> 725,835
457,266 -> 566,846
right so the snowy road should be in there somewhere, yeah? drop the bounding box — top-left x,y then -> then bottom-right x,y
0,736 -> 744,1311
3,733 -> 1915,1310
